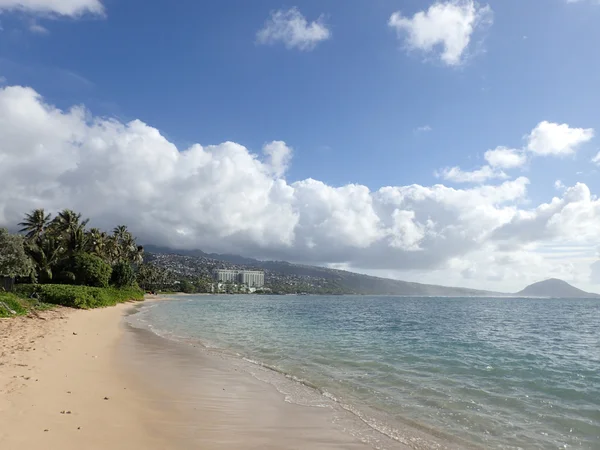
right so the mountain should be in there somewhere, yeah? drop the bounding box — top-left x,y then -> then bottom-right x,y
144,245 -> 503,296
516,279 -> 600,298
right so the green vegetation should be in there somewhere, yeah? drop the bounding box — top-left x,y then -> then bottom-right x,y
0,228 -> 34,279
0,292 -> 54,318
0,209 -> 148,316
111,261 -> 136,288
14,284 -> 143,309
69,253 -> 113,288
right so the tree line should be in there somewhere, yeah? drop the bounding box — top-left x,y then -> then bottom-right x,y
0,208 -> 167,291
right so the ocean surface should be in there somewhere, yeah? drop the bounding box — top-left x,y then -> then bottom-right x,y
128,295 -> 600,449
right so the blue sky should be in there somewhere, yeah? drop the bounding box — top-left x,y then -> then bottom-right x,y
1,0 -> 600,291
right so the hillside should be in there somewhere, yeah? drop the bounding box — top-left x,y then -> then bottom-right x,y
144,245 -> 501,296
516,279 -> 600,298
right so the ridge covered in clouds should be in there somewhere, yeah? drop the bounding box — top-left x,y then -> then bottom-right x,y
1,85 -> 600,290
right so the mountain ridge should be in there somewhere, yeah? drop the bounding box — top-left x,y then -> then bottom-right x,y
144,246 -> 599,297
144,245 -> 502,296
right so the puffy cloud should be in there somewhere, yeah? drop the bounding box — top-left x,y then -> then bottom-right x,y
437,121 -> 595,188
0,0 -> 104,16
526,121 -> 594,156
1,84 -> 600,292
484,147 -> 527,169
388,0 -> 493,66
436,165 -> 507,183
256,7 -> 331,51
263,141 -> 292,178
492,183 -> 600,246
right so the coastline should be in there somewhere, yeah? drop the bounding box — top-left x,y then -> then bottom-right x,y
0,296 -> 469,449
0,298 -> 408,449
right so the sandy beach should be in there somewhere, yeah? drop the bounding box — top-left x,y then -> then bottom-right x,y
0,299 -> 414,450
0,302 -> 171,449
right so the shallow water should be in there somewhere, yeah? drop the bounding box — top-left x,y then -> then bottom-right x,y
129,295 -> 600,449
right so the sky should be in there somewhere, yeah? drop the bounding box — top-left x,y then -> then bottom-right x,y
1,0 -> 600,293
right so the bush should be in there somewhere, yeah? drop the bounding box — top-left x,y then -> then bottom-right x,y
0,293 -> 27,317
70,253 -> 112,288
111,262 -> 136,288
14,284 -> 144,309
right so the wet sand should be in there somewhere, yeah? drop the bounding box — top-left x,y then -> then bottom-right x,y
0,300 -> 411,449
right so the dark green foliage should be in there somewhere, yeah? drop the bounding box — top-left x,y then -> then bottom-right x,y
20,208 -> 145,286
136,263 -> 171,291
70,253 -> 112,288
15,284 -> 144,309
111,261 -> 136,287
179,280 -> 195,293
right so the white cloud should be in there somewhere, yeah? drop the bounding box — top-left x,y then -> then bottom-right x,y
484,146 -> 526,169
29,22 -> 49,34
256,7 -> 330,51
388,0 -> 493,66
263,140 -> 292,178
0,0 -> 103,16
591,151 -> 600,165
436,165 -> 507,183
416,125 -> 433,132
2,85 -> 600,292
555,180 -> 565,190
493,183 -> 600,246
526,121 -> 595,156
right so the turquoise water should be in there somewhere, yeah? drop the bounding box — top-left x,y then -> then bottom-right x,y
131,295 -> 600,449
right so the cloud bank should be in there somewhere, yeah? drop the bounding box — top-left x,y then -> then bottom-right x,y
0,85 -> 599,290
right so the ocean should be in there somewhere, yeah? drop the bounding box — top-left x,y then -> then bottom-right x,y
128,295 -> 600,449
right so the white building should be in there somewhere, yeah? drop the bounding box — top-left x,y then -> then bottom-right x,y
212,269 -> 265,288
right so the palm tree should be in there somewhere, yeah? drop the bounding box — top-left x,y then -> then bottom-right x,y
51,209 -> 89,237
86,228 -> 108,258
19,209 -> 52,241
25,236 -> 62,283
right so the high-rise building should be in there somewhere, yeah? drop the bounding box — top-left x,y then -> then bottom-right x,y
212,269 -> 265,288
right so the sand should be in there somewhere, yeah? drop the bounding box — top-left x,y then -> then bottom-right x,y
0,303 -> 171,449
1,300 -> 404,450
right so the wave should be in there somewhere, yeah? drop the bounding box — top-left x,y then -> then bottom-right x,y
126,303 -> 469,450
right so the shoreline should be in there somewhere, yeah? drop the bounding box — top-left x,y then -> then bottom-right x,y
1,297 -> 466,449
0,299 -> 389,449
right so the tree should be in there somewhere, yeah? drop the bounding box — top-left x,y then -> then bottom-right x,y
179,280 -> 195,294
0,228 -> 34,279
136,263 -> 171,291
18,208 -> 145,287
19,209 -> 51,241
69,253 -> 112,288
25,236 -> 62,283
111,261 -> 136,288
194,277 -> 213,293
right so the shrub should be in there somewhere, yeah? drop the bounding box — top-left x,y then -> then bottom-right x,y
111,262 -> 136,288
70,253 -> 112,288
0,293 -> 27,317
13,284 -> 144,309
